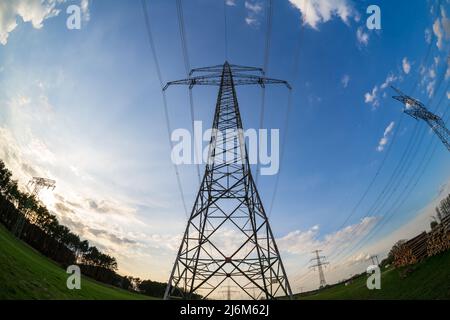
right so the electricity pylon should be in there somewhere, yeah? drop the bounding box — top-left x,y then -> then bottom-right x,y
163,61 -> 293,300
13,177 -> 56,237
392,86 -> 450,151
218,281 -> 239,300
370,255 -> 379,266
309,250 -> 329,289
28,177 -> 56,197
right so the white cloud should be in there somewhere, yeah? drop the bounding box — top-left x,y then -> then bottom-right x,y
80,0 -> 90,22
425,28 -> 432,44
226,0 -> 237,6
341,74 -> 350,88
433,19 -> 444,50
440,6 -> 450,38
0,0 -> 59,45
0,0 -> 90,45
277,226 -> 321,255
356,27 -> 369,46
345,252 -> 371,266
377,121 -> 395,152
380,74 -> 397,90
245,17 -> 258,26
426,80 -> 436,98
277,217 -> 378,256
432,7 -> 450,51
429,68 -> 436,78
364,86 -> 378,107
402,57 -> 411,74
289,0 -> 353,29
365,72 -> 400,109
446,56 -> 450,79
245,1 -> 262,13
244,1 -> 263,27
15,94 -> 31,107
418,55 -> 440,97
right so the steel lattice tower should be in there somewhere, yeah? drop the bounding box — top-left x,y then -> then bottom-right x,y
13,177 -> 56,237
392,86 -> 450,151
28,177 -> 56,196
370,255 -> 379,266
309,250 -> 328,289
163,62 -> 293,300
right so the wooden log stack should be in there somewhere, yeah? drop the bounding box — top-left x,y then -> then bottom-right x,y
408,232 -> 428,263
392,214 -> 450,268
393,244 -> 412,268
427,214 -> 450,257
393,232 -> 428,267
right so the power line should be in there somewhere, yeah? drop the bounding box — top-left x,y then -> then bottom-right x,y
333,60 -> 449,262
262,0 -> 273,73
325,15 -> 442,263
292,37 -> 441,292
175,0 -> 202,185
256,0 -> 273,184
323,0 -> 441,255
349,59 -> 450,249
331,70 -> 429,250
325,109 -> 420,262
223,0 -> 229,60
175,0 -> 190,74
269,2 -> 312,287
290,2 -> 442,291
268,0 -> 310,217
351,87 -> 450,254
269,89 -> 292,217
141,0 -> 188,218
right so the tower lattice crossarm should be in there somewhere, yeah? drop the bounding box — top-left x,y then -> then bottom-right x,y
27,177 -> 56,197
163,62 -> 292,300
163,62 -> 291,91
391,86 -> 450,151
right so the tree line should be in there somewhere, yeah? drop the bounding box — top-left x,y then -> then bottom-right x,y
432,192 -> 450,228
0,160 -> 175,298
0,160 -> 117,270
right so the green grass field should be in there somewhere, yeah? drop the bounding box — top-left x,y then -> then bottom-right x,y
296,250 -> 450,300
2,218 -> 449,300
0,223 -> 153,300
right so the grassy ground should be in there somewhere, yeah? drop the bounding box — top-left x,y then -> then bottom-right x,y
0,223 -> 153,300
296,250 -> 450,300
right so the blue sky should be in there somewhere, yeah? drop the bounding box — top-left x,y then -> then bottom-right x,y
0,0 -> 449,295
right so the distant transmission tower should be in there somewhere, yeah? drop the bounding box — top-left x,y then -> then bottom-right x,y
370,255 -> 379,266
163,62 -> 292,300
391,86 -> 450,151
309,250 -> 329,289
28,177 -> 56,197
218,282 -> 240,300
13,177 -> 56,237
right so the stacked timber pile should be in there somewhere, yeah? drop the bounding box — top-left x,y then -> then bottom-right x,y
393,232 -> 428,267
407,232 -> 428,263
393,244 -> 411,267
427,214 -> 450,257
